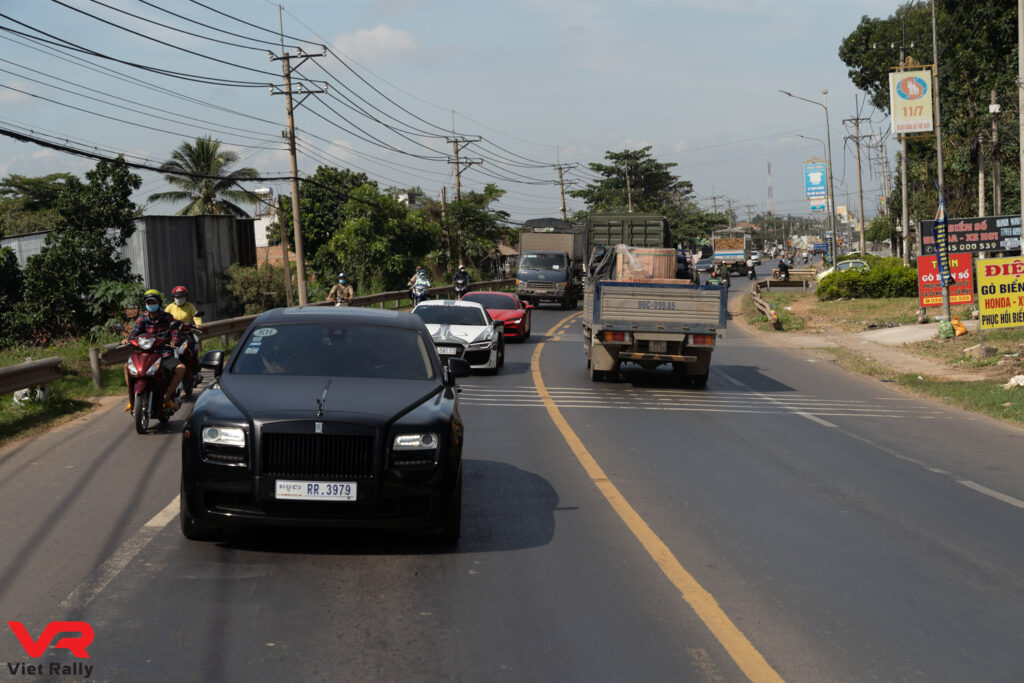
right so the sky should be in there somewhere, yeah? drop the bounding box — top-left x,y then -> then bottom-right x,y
0,0 -> 904,226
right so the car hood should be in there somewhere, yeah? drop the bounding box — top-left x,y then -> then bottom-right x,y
426,323 -> 491,345
517,268 -> 568,282
218,374 -> 441,422
487,309 -> 523,321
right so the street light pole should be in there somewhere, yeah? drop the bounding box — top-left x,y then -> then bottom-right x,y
780,89 -> 840,266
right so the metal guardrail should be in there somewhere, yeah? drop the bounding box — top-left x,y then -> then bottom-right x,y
3,278 -> 515,394
0,357 -> 63,395
750,280 -> 781,329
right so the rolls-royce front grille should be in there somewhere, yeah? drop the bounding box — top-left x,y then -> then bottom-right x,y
260,433 -> 375,479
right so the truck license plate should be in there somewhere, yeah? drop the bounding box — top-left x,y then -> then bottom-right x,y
649,341 -> 667,353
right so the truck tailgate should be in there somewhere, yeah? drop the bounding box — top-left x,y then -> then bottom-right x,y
584,281 -> 726,331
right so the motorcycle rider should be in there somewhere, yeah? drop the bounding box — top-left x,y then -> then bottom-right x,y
408,266 -> 431,304
777,258 -> 790,281
327,272 -> 354,306
746,256 -> 756,280
165,285 -> 203,386
453,264 -> 470,298
123,289 -> 186,413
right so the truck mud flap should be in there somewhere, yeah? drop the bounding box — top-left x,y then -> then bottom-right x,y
618,352 -> 697,363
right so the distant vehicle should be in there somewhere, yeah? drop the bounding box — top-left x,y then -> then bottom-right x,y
460,291 -> 532,341
675,251 -> 693,280
816,258 -> 870,282
695,258 -> 715,273
750,251 -> 761,265
180,307 -> 470,543
413,299 -> 505,373
516,224 -> 586,310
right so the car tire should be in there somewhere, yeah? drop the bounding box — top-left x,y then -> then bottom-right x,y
688,373 -> 709,388
497,339 -> 505,368
523,315 -> 531,339
180,482 -> 222,542
590,365 -> 605,382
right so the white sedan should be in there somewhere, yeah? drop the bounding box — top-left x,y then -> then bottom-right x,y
815,258 -> 870,282
412,300 -> 505,374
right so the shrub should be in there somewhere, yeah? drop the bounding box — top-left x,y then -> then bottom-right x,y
225,262 -> 295,315
817,257 -> 916,300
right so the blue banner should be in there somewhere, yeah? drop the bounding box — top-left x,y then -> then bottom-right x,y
804,162 -> 827,199
931,195 -> 953,287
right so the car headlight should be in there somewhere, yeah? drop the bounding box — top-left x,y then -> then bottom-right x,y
393,433 -> 438,450
202,426 -> 246,447
468,340 -> 492,350
509,318 -> 522,324
553,281 -> 566,288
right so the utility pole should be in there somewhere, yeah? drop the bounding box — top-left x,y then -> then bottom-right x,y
625,170 -> 634,213
277,196 -> 293,307
554,163 -> 577,221
440,186 -> 452,268
977,133 -> 986,216
991,90 -> 1002,214
446,136 -> 482,201
270,18 -> 326,306
727,198 -> 733,227
931,0 -> 950,320
1019,0 -> 1023,232
844,101 -> 871,255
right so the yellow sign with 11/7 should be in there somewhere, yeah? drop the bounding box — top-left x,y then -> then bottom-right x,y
977,256 -> 1024,329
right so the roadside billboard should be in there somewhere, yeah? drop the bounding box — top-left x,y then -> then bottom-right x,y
889,68 -> 934,134
917,254 -> 974,308
919,214 -> 1022,255
978,256 -> 1024,330
804,161 -> 827,199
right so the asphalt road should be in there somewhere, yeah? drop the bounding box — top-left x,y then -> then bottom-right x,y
3,278 -> 1024,682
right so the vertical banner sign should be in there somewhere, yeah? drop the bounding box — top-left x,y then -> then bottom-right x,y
889,68 -> 934,134
804,161 -> 827,199
825,234 -> 834,265
931,197 -> 953,286
977,257 -> 1024,329
917,254 -> 974,307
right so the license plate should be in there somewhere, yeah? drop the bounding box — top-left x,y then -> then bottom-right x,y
436,346 -> 458,355
275,480 -> 357,501
649,341 -> 667,353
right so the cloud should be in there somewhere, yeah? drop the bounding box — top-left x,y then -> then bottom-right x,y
0,81 -> 32,106
332,25 -> 416,66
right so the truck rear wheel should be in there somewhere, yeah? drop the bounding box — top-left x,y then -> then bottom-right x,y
590,366 -> 605,382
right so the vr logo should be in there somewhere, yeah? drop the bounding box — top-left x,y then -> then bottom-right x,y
7,621 -> 94,658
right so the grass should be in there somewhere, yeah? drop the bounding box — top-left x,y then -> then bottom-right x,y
825,345 -> 1024,426
0,334 -> 237,448
904,328 -> 1024,371
742,291 -> 805,331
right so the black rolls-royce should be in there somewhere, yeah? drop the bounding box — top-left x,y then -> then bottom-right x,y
181,307 -> 471,543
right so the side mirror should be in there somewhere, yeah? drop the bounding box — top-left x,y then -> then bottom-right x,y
200,349 -> 225,377
111,322 -> 125,332
169,320 -> 182,330
524,304 -> 534,310
447,357 -> 471,380
195,310 -> 206,318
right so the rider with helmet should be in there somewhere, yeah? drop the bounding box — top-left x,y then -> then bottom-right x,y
124,289 -> 186,413
327,272 -> 354,306
165,285 -> 202,382
407,265 -> 430,289
452,264 -> 470,297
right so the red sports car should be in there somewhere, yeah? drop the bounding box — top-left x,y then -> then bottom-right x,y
460,291 -> 532,341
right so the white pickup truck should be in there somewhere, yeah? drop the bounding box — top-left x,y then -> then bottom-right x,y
581,251 -> 726,386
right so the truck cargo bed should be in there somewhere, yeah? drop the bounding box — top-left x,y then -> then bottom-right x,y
582,280 -> 726,333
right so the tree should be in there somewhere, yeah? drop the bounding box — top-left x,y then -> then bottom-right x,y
839,1 -> 1021,219
865,215 -> 899,256
323,185 -> 441,293
149,136 -> 258,216
0,172 -> 73,237
15,158 -> 141,342
569,147 -> 692,213
446,183 -> 512,268
273,166 -> 377,276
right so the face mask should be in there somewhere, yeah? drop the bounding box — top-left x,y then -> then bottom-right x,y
145,303 -> 159,313
174,297 -> 185,305
338,279 -> 344,284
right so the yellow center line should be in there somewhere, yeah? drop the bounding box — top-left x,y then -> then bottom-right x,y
531,313 -> 783,683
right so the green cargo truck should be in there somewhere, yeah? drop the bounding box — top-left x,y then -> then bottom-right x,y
582,214 -> 726,386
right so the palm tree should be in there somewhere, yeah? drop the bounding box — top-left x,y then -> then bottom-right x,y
149,137 -> 259,216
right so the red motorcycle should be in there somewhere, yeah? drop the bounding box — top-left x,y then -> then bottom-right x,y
124,333 -> 181,434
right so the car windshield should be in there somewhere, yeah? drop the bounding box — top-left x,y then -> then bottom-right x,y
520,253 -> 565,270
462,293 -> 518,310
230,323 -> 435,379
413,305 -> 486,326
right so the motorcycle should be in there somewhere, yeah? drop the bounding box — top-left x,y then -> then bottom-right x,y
123,333 -> 182,434
176,315 -> 205,397
411,280 -> 432,306
453,277 -> 470,299
748,266 -> 756,281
